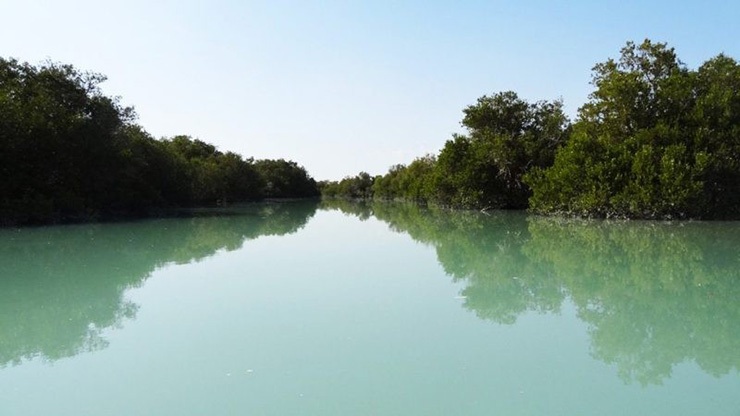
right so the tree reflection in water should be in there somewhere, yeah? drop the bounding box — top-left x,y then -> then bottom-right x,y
0,201 -> 318,367
322,200 -> 740,385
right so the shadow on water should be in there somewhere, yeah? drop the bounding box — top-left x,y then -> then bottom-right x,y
321,200 -> 740,386
0,201 -> 318,368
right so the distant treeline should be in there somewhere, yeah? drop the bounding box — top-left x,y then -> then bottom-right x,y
321,40 -> 740,219
0,58 -> 319,226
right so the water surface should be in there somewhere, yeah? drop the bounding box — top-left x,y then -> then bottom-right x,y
1,201 -> 738,415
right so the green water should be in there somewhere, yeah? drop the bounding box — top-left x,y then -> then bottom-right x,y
1,201 -> 738,415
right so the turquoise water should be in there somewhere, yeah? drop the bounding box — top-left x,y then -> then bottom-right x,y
0,201 -> 738,415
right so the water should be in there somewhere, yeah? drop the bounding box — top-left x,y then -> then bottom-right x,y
0,201 -> 738,415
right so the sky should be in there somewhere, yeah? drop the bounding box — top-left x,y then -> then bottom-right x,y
3,0 -> 739,180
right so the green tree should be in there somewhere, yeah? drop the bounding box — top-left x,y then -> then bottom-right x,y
160,135 -> 263,205
0,57 -> 316,225
320,171 -> 376,199
526,40 -> 740,219
434,133 -> 499,208
363,92 -> 568,209
253,159 -> 319,198
397,155 -> 436,202
692,54 -> 740,216
434,92 -> 569,209
372,164 -> 406,200
0,58 -> 136,223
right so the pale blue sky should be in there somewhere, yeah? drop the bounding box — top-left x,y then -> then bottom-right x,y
3,1 -> 739,180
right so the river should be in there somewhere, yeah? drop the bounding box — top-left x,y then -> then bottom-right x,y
1,201 -> 738,415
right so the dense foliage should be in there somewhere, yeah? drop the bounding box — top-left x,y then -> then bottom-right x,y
433,92 -> 570,208
324,40 -> 740,219
254,159 -> 320,198
525,40 -> 740,219
323,92 -> 569,209
372,156 -> 437,202
0,58 -> 318,225
320,171 -> 375,200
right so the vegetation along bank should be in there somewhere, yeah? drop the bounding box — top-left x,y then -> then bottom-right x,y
321,40 -> 740,220
0,58 -> 319,226
3,39 -> 739,225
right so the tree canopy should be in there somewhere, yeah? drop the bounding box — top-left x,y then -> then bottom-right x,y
323,92 -> 569,210
323,40 -> 740,219
5,40 -> 740,223
253,159 -> 319,198
0,58 -> 319,225
525,40 -> 740,219
435,91 -> 569,208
